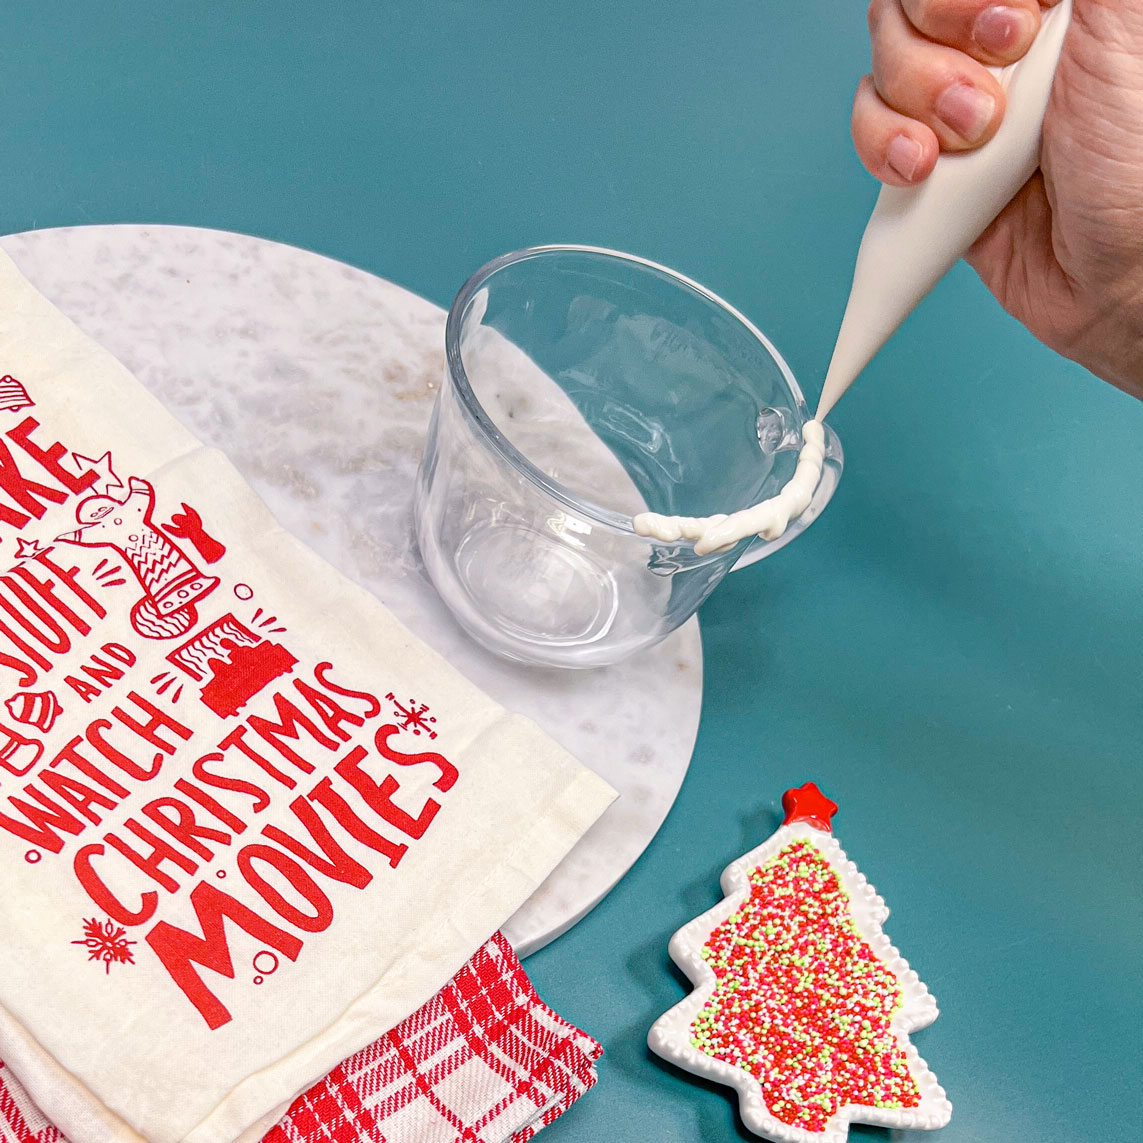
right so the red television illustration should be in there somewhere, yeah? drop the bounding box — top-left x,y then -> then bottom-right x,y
166,613 -> 297,719
0,719 -> 43,778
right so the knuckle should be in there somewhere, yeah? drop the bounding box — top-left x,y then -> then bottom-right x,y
903,0 -> 938,32
872,58 -> 906,107
853,74 -> 880,122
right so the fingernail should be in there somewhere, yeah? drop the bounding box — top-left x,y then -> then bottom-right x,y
887,134 -> 924,181
973,5 -> 1036,56
936,82 -> 996,142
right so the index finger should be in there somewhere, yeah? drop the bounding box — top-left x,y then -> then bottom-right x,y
901,0 -> 1060,66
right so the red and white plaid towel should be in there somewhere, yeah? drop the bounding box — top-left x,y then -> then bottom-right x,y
0,934 -> 599,1143
0,1063 -> 60,1143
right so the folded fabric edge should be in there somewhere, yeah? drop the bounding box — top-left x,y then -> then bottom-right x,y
0,758 -> 613,1143
178,757 -> 615,1143
264,931 -> 602,1143
0,1009 -> 140,1143
2,932 -> 604,1143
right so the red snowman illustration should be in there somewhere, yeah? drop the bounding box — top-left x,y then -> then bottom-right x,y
60,476 -> 219,639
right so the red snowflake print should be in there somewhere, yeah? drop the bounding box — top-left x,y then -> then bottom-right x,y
386,693 -> 438,738
72,917 -> 137,974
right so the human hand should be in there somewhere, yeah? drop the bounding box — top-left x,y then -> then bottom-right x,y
852,1 -> 1143,399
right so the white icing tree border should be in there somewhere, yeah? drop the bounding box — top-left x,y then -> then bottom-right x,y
648,808 -> 953,1142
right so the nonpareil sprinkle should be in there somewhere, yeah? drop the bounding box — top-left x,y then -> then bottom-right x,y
690,840 -> 921,1132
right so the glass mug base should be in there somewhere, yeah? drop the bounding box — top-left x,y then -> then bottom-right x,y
415,505 -> 628,667
414,246 -> 843,669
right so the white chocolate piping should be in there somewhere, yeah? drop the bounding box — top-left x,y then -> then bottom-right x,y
632,420 -> 826,555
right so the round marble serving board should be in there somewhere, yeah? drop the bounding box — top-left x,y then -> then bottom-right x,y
0,225 -> 704,956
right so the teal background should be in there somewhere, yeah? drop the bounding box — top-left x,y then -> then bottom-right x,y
2,2 -> 1140,1140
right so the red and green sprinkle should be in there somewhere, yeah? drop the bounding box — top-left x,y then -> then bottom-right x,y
691,840 -> 921,1132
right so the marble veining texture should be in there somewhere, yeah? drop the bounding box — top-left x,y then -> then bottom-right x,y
0,225 -> 704,955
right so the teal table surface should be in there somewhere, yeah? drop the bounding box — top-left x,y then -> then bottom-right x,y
3,3 -> 1140,1141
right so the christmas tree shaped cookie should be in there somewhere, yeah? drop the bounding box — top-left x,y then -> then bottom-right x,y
649,783 -> 952,1142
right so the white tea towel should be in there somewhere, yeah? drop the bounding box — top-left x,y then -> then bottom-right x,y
0,249 -> 615,1143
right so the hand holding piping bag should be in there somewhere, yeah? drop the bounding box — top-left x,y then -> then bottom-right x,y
819,0 -> 1073,420
637,1 -> 1142,554
853,0 -> 1143,401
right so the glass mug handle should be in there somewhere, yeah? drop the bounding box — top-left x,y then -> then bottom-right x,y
731,420 -> 845,572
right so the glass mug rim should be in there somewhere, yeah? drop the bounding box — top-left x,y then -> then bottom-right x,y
444,244 -> 816,547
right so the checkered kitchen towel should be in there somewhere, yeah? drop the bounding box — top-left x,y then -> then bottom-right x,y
0,934 -> 600,1143
0,1063 -> 59,1143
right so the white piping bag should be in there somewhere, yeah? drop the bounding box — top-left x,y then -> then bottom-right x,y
634,1 -> 1073,553
816,0 -> 1073,419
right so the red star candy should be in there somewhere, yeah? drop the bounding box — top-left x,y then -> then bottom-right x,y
781,781 -> 838,831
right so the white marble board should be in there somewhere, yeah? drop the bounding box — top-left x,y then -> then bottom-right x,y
0,225 -> 704,955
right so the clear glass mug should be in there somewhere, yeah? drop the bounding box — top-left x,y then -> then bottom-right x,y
414,247 -> 843,668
